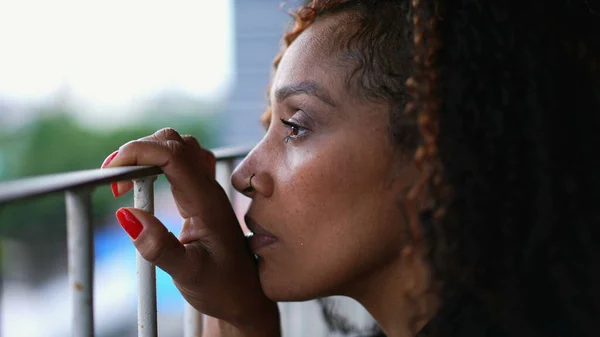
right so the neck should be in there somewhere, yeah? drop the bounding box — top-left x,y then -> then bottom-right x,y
344,253 -> 436,337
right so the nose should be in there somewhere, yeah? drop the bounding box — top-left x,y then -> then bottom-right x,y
231,142 -> 274,199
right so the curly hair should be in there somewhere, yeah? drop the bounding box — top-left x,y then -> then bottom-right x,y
409,0 -> 600,336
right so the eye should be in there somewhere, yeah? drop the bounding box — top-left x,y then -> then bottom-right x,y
280,118 -> 309,143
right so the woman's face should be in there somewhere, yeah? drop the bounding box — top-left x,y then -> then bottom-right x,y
232,13 -> 417,301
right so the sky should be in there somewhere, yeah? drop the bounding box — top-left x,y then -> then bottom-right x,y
0,0 -> 233,125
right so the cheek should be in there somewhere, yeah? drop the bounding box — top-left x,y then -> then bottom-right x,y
276,141 -> 355,216
261,134 -> 403,298
280,130 -> 391,200
276,127 -> 397,237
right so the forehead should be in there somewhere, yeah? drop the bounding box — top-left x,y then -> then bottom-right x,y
271,14 -> 354,99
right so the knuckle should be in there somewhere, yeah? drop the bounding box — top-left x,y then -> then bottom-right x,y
181,135 -> 201,147
118,139 -> 140,155
155,127 -> 181,141
164,140 -> 185,158
140,233 -> 169,264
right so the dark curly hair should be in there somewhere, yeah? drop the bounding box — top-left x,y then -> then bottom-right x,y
409,0 -> 600,336
266,0 -> 600,336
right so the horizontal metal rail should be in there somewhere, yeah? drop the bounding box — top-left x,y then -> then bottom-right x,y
0,166 -> 162,205
0,145 -> 252,205
0,144 -> 252,337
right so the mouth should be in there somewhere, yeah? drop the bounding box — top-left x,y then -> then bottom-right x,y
245,215 -> 278,252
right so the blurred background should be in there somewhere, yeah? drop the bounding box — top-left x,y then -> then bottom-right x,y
0,0 -> 375,336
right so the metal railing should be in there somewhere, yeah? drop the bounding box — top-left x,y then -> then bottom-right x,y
0,145 -> 252,337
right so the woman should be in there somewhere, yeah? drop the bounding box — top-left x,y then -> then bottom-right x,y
103,0 -> 600,336
102,1 -> 432,337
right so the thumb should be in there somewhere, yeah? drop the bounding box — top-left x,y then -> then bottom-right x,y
115,208 -> 188,280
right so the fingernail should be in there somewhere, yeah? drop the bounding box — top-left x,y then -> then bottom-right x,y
111,183 -> 120,198
116,208 -> 143,239
101,150 -> 119,168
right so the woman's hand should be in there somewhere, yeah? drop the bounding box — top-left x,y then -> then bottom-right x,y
101,128 -> 280,337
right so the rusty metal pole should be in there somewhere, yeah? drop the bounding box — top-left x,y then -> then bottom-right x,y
134,177 -> 158,337
66,187 -> 95,337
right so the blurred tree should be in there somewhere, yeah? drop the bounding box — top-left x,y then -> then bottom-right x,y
0,101 -> 217,283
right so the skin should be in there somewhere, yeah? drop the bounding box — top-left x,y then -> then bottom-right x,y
103,12 -> 432,337
232,11 -> 429,328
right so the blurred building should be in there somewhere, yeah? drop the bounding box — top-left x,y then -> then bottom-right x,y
218,0 -> 294,147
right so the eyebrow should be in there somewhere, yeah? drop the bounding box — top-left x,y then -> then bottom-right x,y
274,81 -> 338,107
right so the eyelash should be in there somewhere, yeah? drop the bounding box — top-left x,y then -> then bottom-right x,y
280,118 -> 309,143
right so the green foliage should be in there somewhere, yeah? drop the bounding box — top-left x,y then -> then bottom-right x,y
0,103 -> 217,241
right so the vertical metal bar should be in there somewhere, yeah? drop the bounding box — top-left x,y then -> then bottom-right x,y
134,177 -> 158,337
66,188 -> 94,337
216,159 -> 235,200
183,303 -> 204,337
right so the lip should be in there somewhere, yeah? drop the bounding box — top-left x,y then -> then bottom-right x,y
245,216 -> 276,237
245,216 -> 278,252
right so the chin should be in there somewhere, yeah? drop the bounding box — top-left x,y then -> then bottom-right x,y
260,276 -> 317,302
258,265 -> 338,302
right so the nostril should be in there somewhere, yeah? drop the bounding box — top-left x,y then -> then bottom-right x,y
242,174 -> 256,194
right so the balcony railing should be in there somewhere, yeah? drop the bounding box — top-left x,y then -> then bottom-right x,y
0,145 -> 252,337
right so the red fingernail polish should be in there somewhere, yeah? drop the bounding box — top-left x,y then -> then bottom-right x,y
101,150 -> 119,168
111,183 -> 120,198
116,208 -> 143,239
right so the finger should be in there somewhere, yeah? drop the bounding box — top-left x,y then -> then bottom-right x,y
107,139 -> 182,168
113,181 -> 134,198
180,134 -> 203,150
122,127 -> 186,145
205,150 -> 216,179
114,139 -> 210,195
101,130 -> 211,192
115,207 -> 191,280
101,140 -> 174,197
114,130 -> 185,198
104,127 -> 190,169
111,140 -> 216,215
124,128 -> 186,144
101,150 -> 119,168
101,128 -> 183,197
151,127 -> 185,142
100,127 -> 185,169
104,130 -> 227,233
100,150 -> 133,197
181,135 -> 215,179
